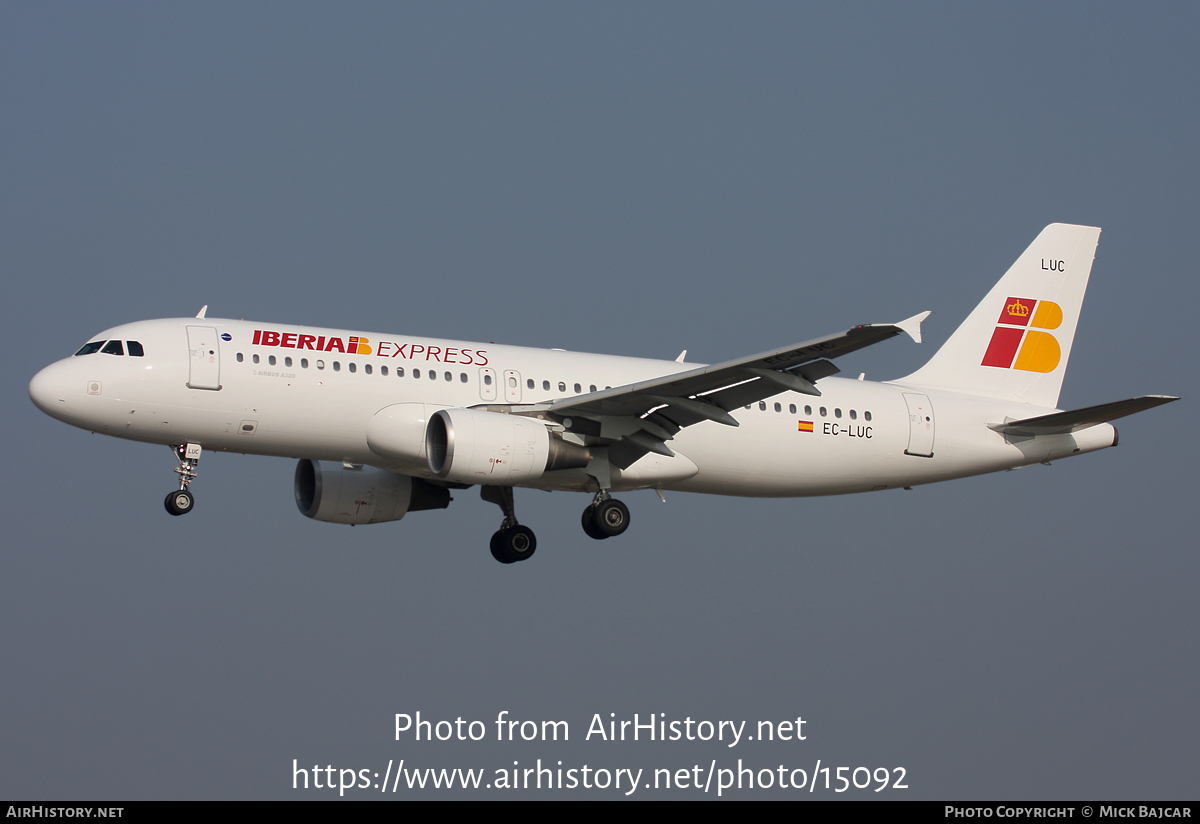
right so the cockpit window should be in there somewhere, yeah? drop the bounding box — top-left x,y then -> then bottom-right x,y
101,340 -> 125,356
127,341 -> 145,357
75,341 -> 105,356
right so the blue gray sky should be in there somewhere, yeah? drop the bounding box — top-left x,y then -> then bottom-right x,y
2,2 -> 1196,799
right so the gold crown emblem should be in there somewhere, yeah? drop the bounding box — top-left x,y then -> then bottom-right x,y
1007,301 -> 1030,317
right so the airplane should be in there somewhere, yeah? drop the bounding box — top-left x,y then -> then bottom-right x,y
28,223 -> 1177,564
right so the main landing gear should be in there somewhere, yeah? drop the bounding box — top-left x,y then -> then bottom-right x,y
164,443 -> 201,516
581,492 -> 630,540
479,487 -> 633,563
481,486 -> 537,564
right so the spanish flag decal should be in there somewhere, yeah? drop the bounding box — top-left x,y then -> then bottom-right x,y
798,421 -> 814,433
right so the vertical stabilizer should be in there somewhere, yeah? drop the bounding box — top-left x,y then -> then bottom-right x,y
898,223 -> 1101,409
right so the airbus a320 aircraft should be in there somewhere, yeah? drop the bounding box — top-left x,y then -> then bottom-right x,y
29,224 -> 1176,563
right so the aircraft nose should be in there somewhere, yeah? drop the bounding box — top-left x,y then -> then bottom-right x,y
29,362 -> 69,416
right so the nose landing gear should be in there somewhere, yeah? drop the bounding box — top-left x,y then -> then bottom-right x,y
164,443 -> 201,516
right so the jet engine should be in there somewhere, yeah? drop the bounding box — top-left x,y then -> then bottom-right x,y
365,402 -> 446,469
425,408 -> 591,485
294,459 -> 450,525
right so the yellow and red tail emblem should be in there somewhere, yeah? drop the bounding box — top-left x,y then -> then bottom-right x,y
981,297 -> 1062,373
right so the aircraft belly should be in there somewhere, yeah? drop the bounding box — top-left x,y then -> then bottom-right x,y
666,408 -> 907,496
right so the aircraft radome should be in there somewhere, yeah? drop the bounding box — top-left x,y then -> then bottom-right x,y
29,224 -> 1177,563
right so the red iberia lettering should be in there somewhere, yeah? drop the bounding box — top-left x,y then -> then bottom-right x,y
297,334 -> 316,350
281,333 -> 297,348
253,330 -> 262,345
262,331 -> 280,346
325,337 -> 345,353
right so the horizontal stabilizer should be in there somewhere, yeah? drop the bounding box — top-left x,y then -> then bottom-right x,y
988,395 -> 1178,436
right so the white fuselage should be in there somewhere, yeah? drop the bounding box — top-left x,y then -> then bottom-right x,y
28,318 -> 1116,498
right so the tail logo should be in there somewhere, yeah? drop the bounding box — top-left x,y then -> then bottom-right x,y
981,297 -> 1063,373
1006,301 -> 1030,318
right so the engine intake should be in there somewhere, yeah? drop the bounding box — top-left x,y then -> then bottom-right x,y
425,408 -> 591,485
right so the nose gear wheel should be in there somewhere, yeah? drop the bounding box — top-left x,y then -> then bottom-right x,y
164,489 -> 194,516
165,444 -> 200,516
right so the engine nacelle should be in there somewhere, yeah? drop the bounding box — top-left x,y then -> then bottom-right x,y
294,460 -> 450,525
425,408 -> 591,485
365,403 -> 447,469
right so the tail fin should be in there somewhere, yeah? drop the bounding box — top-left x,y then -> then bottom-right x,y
899,223 -> 1101,408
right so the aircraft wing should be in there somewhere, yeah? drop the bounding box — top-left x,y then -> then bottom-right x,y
531,312 -> 929,466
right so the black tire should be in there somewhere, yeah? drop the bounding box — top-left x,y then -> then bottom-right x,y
490,530 -> 514,564
164,489 -> 194,516
581,505 -> 608,540
502,525 -> 537,562
593,499 -> 630,537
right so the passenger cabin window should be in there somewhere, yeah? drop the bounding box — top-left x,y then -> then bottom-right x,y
75,341 -> 104,356
127,341 -> 145,357
380,365 -> 388,376
101,340 -> 124,356
574,383 -> 581,393
285,357 -> 293,368
268,355 -> 276,366
253,354 -> 260,364
558,382 -> 566,392
460,373 -> 467,383
543,380 -> 550,390
236,353 -> 244,363
527,379 -> 534,389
